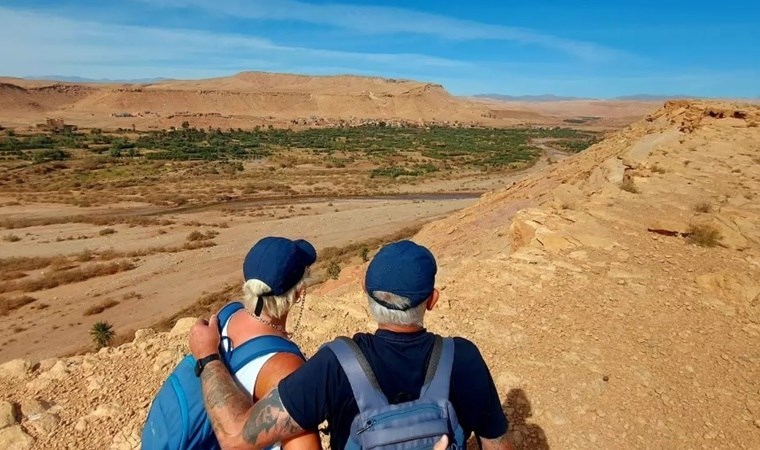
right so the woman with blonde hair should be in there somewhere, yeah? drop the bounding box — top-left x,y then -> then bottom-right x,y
143,236 -> 320,450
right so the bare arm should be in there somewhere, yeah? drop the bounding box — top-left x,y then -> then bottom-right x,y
200,359 -> 306,450
190,316 -> 309,450
255,354 -> 321,450
480,434 -> 514,450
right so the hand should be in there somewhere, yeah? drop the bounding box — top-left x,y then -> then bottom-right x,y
189,315 -> 221,359
433,435 -> 449,450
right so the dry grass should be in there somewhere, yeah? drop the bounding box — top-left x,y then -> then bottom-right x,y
99,227 -> 117,236
0,256 -> 58,272
686,224 -> 722,247
650,164 -> 667,174
187,230 -> 219,242
693,202 -> 712,213
0,295 -> 37,316
83,299 -> 120,316
0,260 -> 136,294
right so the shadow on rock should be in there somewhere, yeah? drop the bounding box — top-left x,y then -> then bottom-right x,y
503,388 -> 550,450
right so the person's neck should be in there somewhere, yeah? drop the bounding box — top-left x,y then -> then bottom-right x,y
250,311 -> 289,335
377,323 -> 424,333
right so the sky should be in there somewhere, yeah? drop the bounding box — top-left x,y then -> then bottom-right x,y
0,0 -> 757,98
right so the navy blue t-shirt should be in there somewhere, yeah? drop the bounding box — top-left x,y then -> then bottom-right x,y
278,329 -> 507,449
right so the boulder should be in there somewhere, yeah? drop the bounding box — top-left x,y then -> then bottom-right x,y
0,401 -> 17,429
0,425 -> 33,450
0,359 -> 31,380
170,317 -> 197,337
25,412 -> 59,436
19,399 -> 50,418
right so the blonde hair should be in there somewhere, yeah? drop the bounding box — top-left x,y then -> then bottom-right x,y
242,275 -> 306,319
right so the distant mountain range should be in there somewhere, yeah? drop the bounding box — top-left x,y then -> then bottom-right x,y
24,75 -> 171,84
474,93 -> 696,102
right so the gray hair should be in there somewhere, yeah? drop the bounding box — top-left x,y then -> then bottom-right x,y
367,291 -> 427,327
242,275 -> 306,319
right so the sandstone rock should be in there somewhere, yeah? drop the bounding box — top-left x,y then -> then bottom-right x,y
25,412 -> 60,436
134,328 -> 156,341
170,317 -> 197,337
153,350 -> 182,372
0,425 -> 34,450
19,399 -> 50,418
0,359 -> 31,380
36,358 -> 58,373
0,401 -> 17,429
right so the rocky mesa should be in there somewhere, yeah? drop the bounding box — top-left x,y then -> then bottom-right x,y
1,100 -> 759,449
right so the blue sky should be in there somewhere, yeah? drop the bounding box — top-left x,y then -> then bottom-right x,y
0,0 -> 757,97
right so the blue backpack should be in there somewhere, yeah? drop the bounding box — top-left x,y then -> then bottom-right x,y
142,302 -> 304,450
325,335 -> 466,450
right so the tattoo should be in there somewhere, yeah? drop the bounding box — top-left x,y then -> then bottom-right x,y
200,361 -> 304,449
201,361 -> 254,444
242,388 -> 304,447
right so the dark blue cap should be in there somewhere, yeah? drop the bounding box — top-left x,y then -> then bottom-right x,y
365,240 -> 437,310
243,237 -> 317,295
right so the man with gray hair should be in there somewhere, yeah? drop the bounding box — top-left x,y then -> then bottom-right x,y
190,240 -> 510,450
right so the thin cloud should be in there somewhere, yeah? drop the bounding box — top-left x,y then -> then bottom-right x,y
136,0 -> 622,61
0,6 -> 470,80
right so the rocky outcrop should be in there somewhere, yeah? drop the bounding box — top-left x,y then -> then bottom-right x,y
0,101 -> 758,449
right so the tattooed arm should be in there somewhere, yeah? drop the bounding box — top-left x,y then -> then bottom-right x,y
191,316 -> 311,450
200,360 -> 306,450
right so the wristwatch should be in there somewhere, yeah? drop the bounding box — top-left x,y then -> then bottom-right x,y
195,354 -> 221,377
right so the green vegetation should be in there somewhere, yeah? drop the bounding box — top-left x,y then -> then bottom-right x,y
0,125 -> 598,167
90,321 -> 116,349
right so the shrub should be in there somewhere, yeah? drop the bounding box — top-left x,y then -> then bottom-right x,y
83,299 -> 120,316
327,261 -> 341,280
99,228 -> 117,236
2,234 -> 21,242
0,295 -> 37,316
186,230 -> 218,241
693,202 -> 712,213
90,321 -> 115,349
620,178 -> 639,194
687,224 -> 722,247
651,164 -> 666,174
360,246 -> 370,262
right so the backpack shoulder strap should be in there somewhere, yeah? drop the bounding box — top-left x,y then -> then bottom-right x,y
228,335 -> 304,373
419,336 -> 455,401
217,302 -> 245,331
324,336 -> 388,413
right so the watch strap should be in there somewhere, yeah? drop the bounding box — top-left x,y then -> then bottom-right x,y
195,353 -> 221,377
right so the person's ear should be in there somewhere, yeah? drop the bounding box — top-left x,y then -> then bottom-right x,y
426,288 -> 439,311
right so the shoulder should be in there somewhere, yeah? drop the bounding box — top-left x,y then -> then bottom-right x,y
449,336 -> 492,378
451,336 -> 485,361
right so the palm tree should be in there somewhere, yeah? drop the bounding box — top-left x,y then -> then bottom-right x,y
90,321 -> 115,349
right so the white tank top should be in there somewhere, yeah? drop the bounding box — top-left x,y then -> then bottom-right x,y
222,315 -> 282,450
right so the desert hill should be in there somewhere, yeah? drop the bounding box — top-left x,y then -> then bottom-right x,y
0,72 -> 530,130
0,100 -> 758,449
0,72 -> 661,130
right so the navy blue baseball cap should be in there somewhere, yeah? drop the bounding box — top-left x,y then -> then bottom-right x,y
365,240 -> 437,310
243,237 -> 317,295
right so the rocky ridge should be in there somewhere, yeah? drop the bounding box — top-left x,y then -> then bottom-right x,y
1,101 -> 759,449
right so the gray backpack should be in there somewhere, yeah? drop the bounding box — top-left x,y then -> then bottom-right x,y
325,336 -> 466,450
